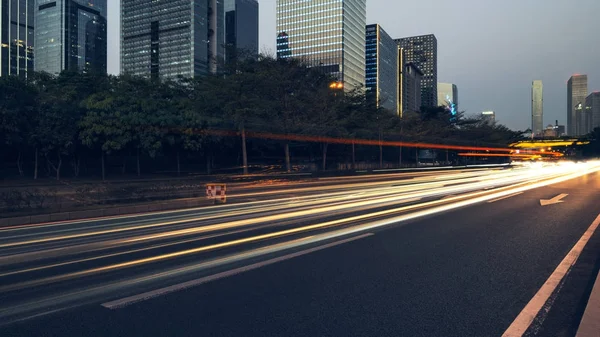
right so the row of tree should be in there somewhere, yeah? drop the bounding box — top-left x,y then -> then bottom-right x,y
0,55 -> 527,180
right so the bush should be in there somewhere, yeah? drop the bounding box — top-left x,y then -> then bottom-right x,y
0,189 -> 57,212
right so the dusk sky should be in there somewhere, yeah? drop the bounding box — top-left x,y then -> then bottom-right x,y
108,0 -> 600,131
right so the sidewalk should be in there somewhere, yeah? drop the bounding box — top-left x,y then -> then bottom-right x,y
575,269 -> 600,337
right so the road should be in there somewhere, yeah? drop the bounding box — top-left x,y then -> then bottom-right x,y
1,162 -> 600,336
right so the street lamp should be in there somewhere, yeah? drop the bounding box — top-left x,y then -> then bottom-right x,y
329,81 -> 343,90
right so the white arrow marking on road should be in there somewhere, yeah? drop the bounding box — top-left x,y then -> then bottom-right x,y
539,193 -> 568,206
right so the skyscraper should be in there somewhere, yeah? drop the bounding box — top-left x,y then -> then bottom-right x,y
567,74 -> 588,136
531,80 -> 543,137
121,0 -> 224,79
0,0 -> 34,77
437,82 -> 458,115
396,34 -> 437,107
225,0 -> 258,63
365,24 -> 398,114
276,0 -> 366,90
585,92 -> 600,134
35,0 -> 107,74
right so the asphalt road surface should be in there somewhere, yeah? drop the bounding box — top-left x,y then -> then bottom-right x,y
1,162 -> 600,337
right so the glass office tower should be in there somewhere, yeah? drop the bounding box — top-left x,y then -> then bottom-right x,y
531,80 -> 543,137
567,74 -> 588,136
121,0 -> 224,79
225,0 -> 258,63
365,24 -> 398,114
585,92 -> 600,135
0,0 -> 34,77
437,83 -> 458,111
276,0 -> 366,90
35,0 -> 107,74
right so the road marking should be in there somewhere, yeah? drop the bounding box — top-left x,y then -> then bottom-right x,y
487,192 -> 523,203
540,193 -> 568,206
502,213 -> 600,337
101,233 -> 374,309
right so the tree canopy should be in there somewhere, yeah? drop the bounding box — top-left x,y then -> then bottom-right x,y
0,55 -> 529,180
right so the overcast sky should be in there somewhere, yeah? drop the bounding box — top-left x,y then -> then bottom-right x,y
107,0 -> 600,131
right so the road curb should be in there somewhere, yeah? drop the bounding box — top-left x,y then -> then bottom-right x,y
575,270 -> 600,337
0,198 -> 215,228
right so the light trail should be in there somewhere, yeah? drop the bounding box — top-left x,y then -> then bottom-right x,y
0,169 -> 516,250
1,162 -> 599,326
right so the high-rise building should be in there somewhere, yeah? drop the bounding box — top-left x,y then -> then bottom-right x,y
585,92 -> 600,134
396,34 -> 437,107
225,0 -> 258,63
543,124 -> 557,138
481,111 -> 495,124
276,0 -> 366,90
121,0 -> 224,79
437,82 -> 458,114
35,0 -> 107,74
0,0 -> 34,77
531,80 -> 543,137
365,24 -> 398,114
567,74 -> 588,136
399,48 -> 422,118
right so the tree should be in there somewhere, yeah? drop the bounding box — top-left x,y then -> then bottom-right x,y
0,76 -> 38,176
33,71 -> 109,180
217,57 -> 268,174
81,76 -> 134,180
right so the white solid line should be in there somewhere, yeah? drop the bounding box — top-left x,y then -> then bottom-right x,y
487,192 -> 524,203
101,233 -> 374,309
575,270 -> 600,337
502,213 -> 600,337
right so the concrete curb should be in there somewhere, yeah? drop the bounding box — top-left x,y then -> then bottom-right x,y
0,198 -> 215,227
575,270 -> 600,337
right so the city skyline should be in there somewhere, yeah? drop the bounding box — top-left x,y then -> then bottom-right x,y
103,0 -> 600,131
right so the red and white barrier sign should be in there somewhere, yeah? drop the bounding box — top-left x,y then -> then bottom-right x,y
206,184 -> 226,203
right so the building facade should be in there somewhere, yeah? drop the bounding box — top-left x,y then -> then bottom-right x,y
399,49 -> 422,118
396,34 -> 437,107
35,0 -> 107,74
481,111 -> 495,124
0,0 -> 34,77
121,0 -> 224,79
225,0 -> 258,63
437,82 -> 457,115
567,74 -> 588,136
585,92 -> 600,134
543,125 -> 557,138
531,80 -> 543,136
276,0 -> 366,90
365,24 -> 398,114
